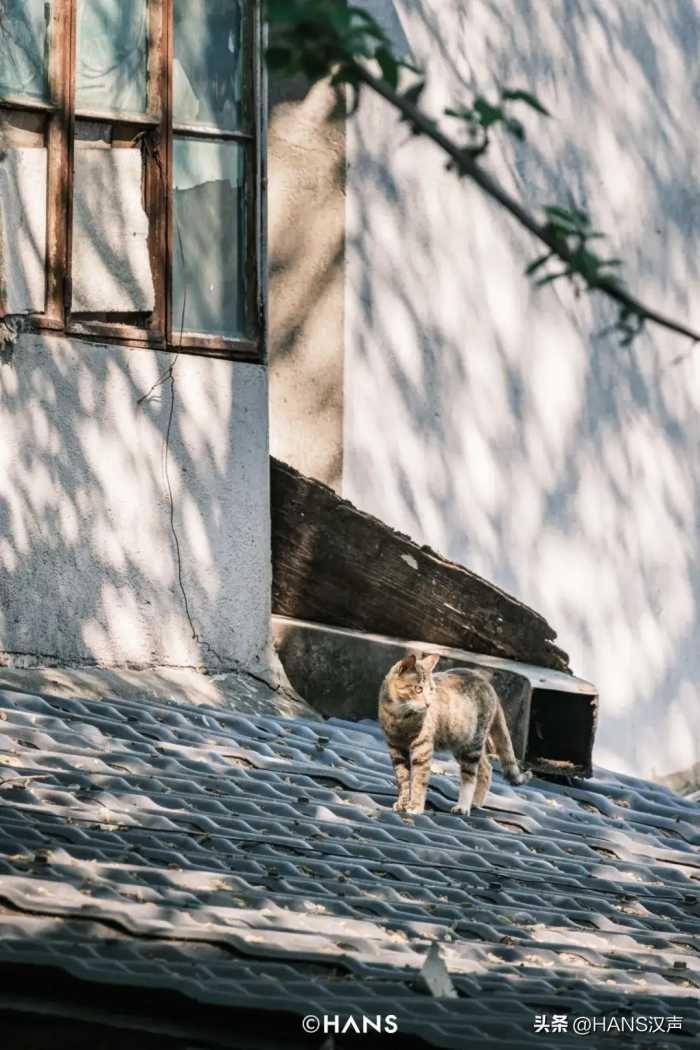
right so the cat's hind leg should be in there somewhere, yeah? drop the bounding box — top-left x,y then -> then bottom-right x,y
451,745 -> 484,815
472,751 -> 492,808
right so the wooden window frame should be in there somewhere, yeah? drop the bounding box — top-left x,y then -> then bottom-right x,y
0,0 -> 265,363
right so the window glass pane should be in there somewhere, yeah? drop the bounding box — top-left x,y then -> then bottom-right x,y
0,0 -> 50,101
173,0 -> 244,130
76,0 -> 149,115
172,138 -> 246,339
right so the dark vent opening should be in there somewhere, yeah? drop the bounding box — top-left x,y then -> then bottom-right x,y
527,688 -> 596,775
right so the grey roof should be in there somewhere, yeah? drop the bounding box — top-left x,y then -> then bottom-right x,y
0,682 -> 698,1048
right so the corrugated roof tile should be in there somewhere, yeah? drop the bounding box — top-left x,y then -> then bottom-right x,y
0,684 -> 698,1047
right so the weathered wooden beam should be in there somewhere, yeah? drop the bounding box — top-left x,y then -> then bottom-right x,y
271,457 -> 570,673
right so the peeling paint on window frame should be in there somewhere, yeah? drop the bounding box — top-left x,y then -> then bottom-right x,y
0,0 -> 265,364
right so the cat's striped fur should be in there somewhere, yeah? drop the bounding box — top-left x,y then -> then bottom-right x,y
378,653 -> 531,815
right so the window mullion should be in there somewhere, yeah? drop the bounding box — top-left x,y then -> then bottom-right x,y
42,0 -> 75,326
144,0 -> 168,338
52,0 -> 78,325
165,0 -> 174,346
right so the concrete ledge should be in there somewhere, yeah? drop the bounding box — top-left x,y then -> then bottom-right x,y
273,615 -> 598,776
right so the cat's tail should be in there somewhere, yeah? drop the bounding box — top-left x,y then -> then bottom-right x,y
490,704 -> 532,785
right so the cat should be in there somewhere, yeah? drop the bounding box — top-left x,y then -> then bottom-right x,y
378,652 -> 531,816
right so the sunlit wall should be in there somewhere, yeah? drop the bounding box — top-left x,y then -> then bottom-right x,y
0,336 -> 272,678
344,0 -> 700,778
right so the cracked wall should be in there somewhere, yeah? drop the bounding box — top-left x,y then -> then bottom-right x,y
0,333 -> 272,677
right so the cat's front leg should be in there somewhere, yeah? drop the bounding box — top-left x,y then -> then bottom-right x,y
406,736 -> 433,814
388,746 -> 411,811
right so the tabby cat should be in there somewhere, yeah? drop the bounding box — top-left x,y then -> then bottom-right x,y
378,653 -> 531,815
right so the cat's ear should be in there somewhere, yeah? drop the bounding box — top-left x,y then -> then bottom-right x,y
420,653 -> 440,673
397,653 -> 417,675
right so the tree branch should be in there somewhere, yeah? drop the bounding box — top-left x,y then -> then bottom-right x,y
350,60 -> 700,344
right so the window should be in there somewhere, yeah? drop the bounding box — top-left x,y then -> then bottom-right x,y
0,0 -> 263,361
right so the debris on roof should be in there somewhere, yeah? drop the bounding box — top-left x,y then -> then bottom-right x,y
0,681 -> 698,1048
660,759 -> 700,802
271,457 -> 569,672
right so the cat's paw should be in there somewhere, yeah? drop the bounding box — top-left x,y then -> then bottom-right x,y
515,770 -> 532,785
393,800 -> 409,812
450,803 -> 470,816
405,805 -> 425,816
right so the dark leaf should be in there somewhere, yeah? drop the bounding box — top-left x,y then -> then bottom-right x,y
535,269 -> 573,286
347,22 -> 386,43
545,205 -> 579,221
326,5 -> 353,33
501,87 -> 551,116
505,117 -> 525,140
544,207 -> 584,234
569,205 -> 591,225
473,96 -> 503,128
376,46 -> 400,90
265,0 -> 295,22
330,64 -> 360,88
348,5 -> 387,32
402,80 -> 426,107
524,252 -> 553,275
265,46 -> 293,70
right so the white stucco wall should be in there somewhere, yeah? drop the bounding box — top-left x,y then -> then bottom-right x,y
345,0 -> 700,778
0,334 -> 272,677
